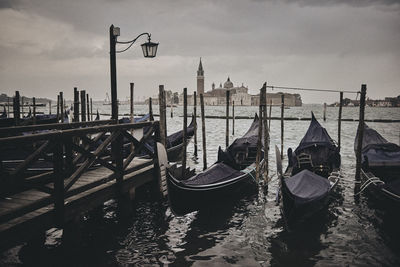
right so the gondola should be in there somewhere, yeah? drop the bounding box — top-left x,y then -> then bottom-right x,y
276,113 -> 340,227
165,114 -> 263,215
355,124 -> 400,204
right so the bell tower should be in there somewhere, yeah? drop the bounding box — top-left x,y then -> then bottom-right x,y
197,58 -> 204,95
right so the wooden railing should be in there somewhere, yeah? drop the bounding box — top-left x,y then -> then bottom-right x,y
0,120 -> 160,224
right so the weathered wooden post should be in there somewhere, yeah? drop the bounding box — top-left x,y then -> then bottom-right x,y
60,92 -> 64,123
53,138 -> 64,226
323,102 -> 327,122
21,96 -> 24,117
200,93 -> 207,170
32,97 -> 36,124
355,84 -> 367,180
281,94 -> 284,159
14,91 -> 20,126
130,83 -> 134,123
80,90 -> 86,122
170,98 -> 173,118
194,91 -> 198,156
338,92 -> 343,151
263,84 -> 269,182
226,90 -> 230,148
7,97 -> 10,115
90,98 -> 93,121
149,97 -> 154,121
86,93 -> 90,121
73,87 -> 79,122
182,88 -> 188,178
256,85 -> 265,181
56,94 -> 60,122
269,99 -> 272,130
49,100 -> 51,115
232,100 -> 235,135
159,85 -> 166,146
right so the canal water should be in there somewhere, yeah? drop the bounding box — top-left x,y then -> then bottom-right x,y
1,104 -> 400,266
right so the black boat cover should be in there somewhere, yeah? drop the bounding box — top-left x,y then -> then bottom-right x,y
284,169 -> 331,204
218,114 -> 260,169
356,124 -> 400,167
166,116 -> 195,148
181,162 -> 243,186
118,113 -> 150,124
290,112 -> 340,170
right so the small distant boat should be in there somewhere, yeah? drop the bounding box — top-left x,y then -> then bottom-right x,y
276,112 -> 340,227
355,124 -> 400,204
166,114 -> 263,215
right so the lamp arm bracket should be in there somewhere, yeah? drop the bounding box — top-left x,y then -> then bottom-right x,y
117,32 -> 151,44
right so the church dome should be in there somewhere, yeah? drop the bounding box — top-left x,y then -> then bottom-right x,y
223,77 -> 233,89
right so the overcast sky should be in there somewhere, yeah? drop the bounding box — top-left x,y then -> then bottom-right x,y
0,0 -> 399,103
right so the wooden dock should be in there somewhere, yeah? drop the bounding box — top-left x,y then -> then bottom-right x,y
0,119 -> 162,250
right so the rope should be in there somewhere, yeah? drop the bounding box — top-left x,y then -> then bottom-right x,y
241,166 -> 257,183
354,170 -> 384,196
266,85 -> 359,94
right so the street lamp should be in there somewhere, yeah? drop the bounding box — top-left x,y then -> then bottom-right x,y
109,24 -> 158,120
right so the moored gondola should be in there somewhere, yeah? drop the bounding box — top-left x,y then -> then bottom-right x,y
355,124 -> 400,204
166,114 -> 263,215
276,113 -> 340,227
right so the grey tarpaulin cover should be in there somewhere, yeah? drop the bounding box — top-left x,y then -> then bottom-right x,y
182,162 -> 243,186
284,169 -> 331,204
356,123 -> 400,167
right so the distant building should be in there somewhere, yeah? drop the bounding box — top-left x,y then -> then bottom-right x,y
197,58 -> 204,95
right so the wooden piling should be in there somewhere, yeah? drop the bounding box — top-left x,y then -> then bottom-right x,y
60,92 -> 64,123
263,85 -> 269,182
256,85 -> 265,181
73,87 -> 79,122
14,91 -> 21,126
170,98 -> 173,118
200,93 -> 207,170
232,101 -> 235,135
49,100 -> 51,115
338,92 -> 343,151
182,88 -> 188,178
32,97 -> 36,124
21,96 -> 24,117
80,90 -> 86,122
194,91 -> 198,157
90,98 -> 93,121
355,84 -> 367,180
149,97 -> 154,121
130,83 -> 134,123
269,99 -> 272,130
226,90 -> 230,148
159,85 -> 166,146
86,93 -> 90,121
281,94 -> 284,159
56,94 -> 60,122
323,102 -> 327,122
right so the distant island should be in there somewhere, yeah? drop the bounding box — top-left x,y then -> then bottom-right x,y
0,93 -> 52,106
330,95 -> 400,107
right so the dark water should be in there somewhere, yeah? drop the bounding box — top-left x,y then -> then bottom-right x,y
1,104 -> 400,266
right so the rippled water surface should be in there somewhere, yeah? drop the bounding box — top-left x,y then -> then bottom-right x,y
1,104 -> 400,266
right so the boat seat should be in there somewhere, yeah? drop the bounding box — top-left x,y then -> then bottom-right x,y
297,153 -> 313,169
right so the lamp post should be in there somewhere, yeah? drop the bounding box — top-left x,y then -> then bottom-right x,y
109,24 -> 158,120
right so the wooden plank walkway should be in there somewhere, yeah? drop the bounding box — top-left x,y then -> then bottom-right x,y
0,157 -> 155,250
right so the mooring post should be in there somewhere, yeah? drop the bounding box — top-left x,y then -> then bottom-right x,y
200,93 -> 207,170
21,96 -> 24,117
226,90 -> 230,148
56,94 -> 60,122
338,91 -> 343,151
232,100 -> 235,135
269,99 -> 272,130
14,91 -> 21,126
256,85 -> 264,181
86,93 -> 90,121
7,97 -> 10,115
33,97 -> 36,124
80,90 -> 86,122
163,88 -> 167,139
281,94 -> 284,159
90,98 -> 93,121
182,88 -> 188,178
149,97 -> 154,121
73,87 -> 79,122
60,92 -> 64,123
130,83 -> 134,123
323,102 -> 327,122
355,84 -> 367,180
194,91 -> 198,157
49,100 -> 51,115
159,85 -> 166,146
170,97 -> 173,118
263,84 -> 269,182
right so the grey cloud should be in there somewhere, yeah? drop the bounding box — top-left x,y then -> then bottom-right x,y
279,0 -> 400,8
